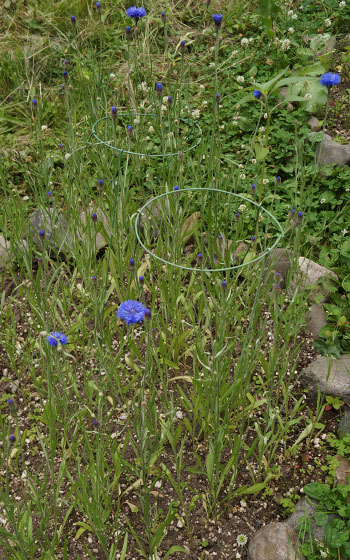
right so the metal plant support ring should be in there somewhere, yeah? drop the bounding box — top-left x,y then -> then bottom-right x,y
91,112 -> 202,158
135,188 -> 284,272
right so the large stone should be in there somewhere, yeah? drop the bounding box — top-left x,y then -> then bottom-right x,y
264,248 -> 292,289
247,522 -> 304,560
297,257 -> 338,302
79,209 -> 111,252
338,407 -> 350,438
29,208 -> 72,257
316,134 -> 350,168
138,198 -> 170,240
335,455 -> 350,486
301,355 -> 350,404
0,235 -> 10,268
307,304 -> 327,338
286,497 -> 327,543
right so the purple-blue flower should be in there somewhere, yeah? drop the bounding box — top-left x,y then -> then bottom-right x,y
117,300 -> 146,324
156,82 -> 163,93
47,331 -> 68,346
126,6 -> 146,20
212,13 -> 223,26
70,15 -> 76,24
320,72 -> 341,88
253,89 -> 262,99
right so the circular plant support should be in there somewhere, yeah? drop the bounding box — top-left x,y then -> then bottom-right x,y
91,112 -> 202,158
134,188 -> 284,272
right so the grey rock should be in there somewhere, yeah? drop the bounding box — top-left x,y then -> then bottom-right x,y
316,133 -> 350,168
264,248 -> 292,289
79,209 -> 111,252
138,197 -> 170,240
29,208 -> 72,257
297,257 -> 338,302
308,117 -> 321,131
301,354 -> 350,404
307,304 -> 327,338
247,522 -> 304,560
338,407 -> 350,438
335,454 -> 350,485
0,235 -> 10,267
286,497 -> 327,543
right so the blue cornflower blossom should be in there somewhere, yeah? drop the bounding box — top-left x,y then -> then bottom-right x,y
253,89 -> 262,99
156,82 -> 163,93
117,300 -> 146,324
126,6 -> 146,20
47,331 -> 68,346
212,14 -> 223,27
320,72 -> 341,88
70,15 -> 76,24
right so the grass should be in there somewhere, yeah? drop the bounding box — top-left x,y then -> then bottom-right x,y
1,1 -> 350,559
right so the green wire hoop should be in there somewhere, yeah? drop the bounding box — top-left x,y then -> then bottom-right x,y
135,188 -> 284,272
91,112 -> 202,158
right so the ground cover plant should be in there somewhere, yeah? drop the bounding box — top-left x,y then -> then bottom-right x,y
1,1 -> 350,559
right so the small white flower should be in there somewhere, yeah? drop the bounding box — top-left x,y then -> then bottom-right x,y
263,178 -> 270,184
148,125 -> 155,133
341,229 -> 348,235
287,9 -> 294,16
64,153 -> 71,160
292,13 -> 298,19
249,37 -> 254,43
320,198 -> 326,204
241,38 -> 249,47
251,158 -> 257,164
110,73 -> 116,78
202,100 -> 208,106
320,551 -> 327,558
304,93 -> 312,99
236,534 -> 248,546
138,81 -> 148,92
134,118 -> 140,124
259,126 -> 265,132
238,204 -> 247,212
281,39 -> 291,51
176,410 -> 183,419
339,1 -> 346,7
239,173 -> 246,180
200,84 -> 205,90
288,27 -> 295,34
237,75 -> 245,83
192,108 -> 200,119
264,113 -> 268,119
41,125 -> 48,131
325,18 -> 332,26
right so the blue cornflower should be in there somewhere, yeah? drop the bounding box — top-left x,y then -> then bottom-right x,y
117,300 -> 146,324
212,14 -> 223,27
98,179 -> 103,186
96,2 -> 101,9
221,280 -> 227,289
70,15 -> 76,24
32,99 -> 38,107
126,25 -> 131,36
111,105 -> 117,118
127,125 -> 133,134
174,185 -> 179,191
8,398 -> 14,405
320,72 -> 341,88
47,331 -> 68,346
156,82 -> 163,93
9,435 -> 16,443
161,11 -> 166,20
126,6 -> 146,20
253,89 -> 262,99
48,191 -> 53,196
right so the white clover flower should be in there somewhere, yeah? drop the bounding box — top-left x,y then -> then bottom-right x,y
202,100 -> 208,106
251,158 -> 257,164
65,153 -> 71,160
148,125 -> 155,133
288,27 -> 295,34
263,178 -> 270,184
176,410 -> 183,419
200,84 -> 205,90
304,93 -> 312,99
239,173 -> 246,180
325,18 -> 332,26
259,126 -> 265,132
339,1 -> 346,7
41,125 -> 48,131
287,9 -> 294,16
237,75 -> 245,83
292,13 -> 298,19
264,113 -> 268,119
236,534 -> 248,546
241,38 -> 249,47
341,229 -> 348,235
192,108 -> 200,119
320,198 -> 326,203
281,39 -> 291,51
238,204 -> 247,212
110,73 -> 116,78
320,551 -> 327,559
